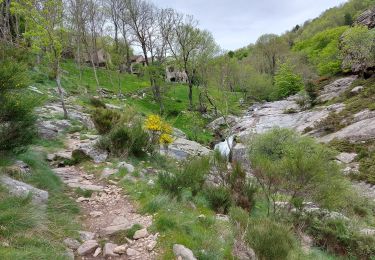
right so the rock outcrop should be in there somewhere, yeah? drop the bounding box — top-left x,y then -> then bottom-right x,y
317,76 -> 357,102
161,138 -> 211,160
355,7 -> 375,29
36,102 -> 94,140
0,175 -> 48,206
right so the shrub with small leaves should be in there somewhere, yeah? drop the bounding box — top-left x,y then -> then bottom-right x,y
91,108 -> 121,134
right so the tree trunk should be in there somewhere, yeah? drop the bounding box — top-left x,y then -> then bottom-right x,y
188,82 -> 193,110
55,61 -> 68,119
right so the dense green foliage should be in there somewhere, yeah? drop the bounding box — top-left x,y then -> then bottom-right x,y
341,26 -> 375,74
294,26 -> 348,76
92,108 -> 121,134
0,46 -> 37,153
158,157 -> 210,197
274,63 -> 304,98
249,128 -> 350,213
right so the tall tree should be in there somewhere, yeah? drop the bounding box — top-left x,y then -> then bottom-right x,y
122,0 -> 166,113
14,0 -> 68,118
166,13 -> 218,109
254,34 -> 288,77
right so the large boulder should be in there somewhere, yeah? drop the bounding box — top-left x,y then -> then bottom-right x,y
72,141 -> 108,163
161,138 -> 211,160
37,120 -> 72,140
355,7 -> 375,29
77,240 -> 99,256
207,115 -> 239,131
0,175 -> 48,206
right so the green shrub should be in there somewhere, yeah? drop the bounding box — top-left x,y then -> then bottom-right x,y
229,206 -> 250,231
306,217 -> 375,258
108,126 -> 132,156
125,224 -> 143,239
89,97 -> 106,108
0,59 -> 37,153
246,218 -> 297,260
249,128 -> 350,214
305,81 -> 319,106
91,108 -> 121,134
204,186 -> 232,214
158,157 -> 210,197
314,112 -> 346,134
106,120 -> 151,157
274,63 -> 304,99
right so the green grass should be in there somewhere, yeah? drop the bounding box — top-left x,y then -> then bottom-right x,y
60,60 -> 150,94
122,177 -> 233,259
31,59 -> 246,146
0,150 -> 80,260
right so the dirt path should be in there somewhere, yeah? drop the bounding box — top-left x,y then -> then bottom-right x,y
50,133 -> 158,259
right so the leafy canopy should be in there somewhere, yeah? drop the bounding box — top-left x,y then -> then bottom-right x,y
274,62 -> 304,99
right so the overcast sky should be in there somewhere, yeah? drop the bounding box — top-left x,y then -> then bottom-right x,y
153,0 -> 347,50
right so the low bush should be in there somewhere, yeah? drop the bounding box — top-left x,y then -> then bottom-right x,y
229,206 -> 250,231
249,128 -> 350,214
105,120 -> 151,157
89,97 -> 106,108
91,108 -> 121,134
246,218 -> 297,260
204,186 -> 232,214
314,112 -> 346,134
306,217 -> 375,258
158,156 -> 210,197
0,59 -> 37,153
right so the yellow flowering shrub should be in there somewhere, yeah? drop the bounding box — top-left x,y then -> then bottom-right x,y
160,133 -> 174,145
144,114 -> 174,146
144,114 -> 162,131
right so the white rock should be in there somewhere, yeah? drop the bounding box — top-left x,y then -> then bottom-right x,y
118,162 -> 135,173
318,76 -> 357,102
77,240 -> 98,256
77,197 -> 90,202
336,153 -> 357,164
360,228 -> 375,236
173,244 -> 197,260
64,248 -> 75,260
113,245 -> 127,254
101,168 -> 117,179
126,248 -> 139,256
161,138 -> 211,160
350,86 -> 364,95
93,247 -> 102,257
79,231 -> 96,241
147,241 -> 157,251
0,176 -> 48,206
63,238 -> 80,250
103,243 -> 119,257
133,228 -> 148,239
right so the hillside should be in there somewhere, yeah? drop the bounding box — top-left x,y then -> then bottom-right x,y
1,0 -> 375,260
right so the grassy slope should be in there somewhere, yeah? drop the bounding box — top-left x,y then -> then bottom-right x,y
0,149 -> 80,260
49,60 -> 244,145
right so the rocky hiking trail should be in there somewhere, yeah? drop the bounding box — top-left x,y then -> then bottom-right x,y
49,133 -> 158,259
